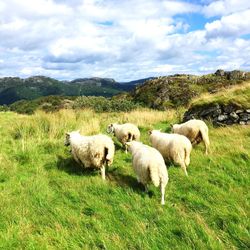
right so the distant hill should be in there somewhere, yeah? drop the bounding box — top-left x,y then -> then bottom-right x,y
0,76 -> 147,105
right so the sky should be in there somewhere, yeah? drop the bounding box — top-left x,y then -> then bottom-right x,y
0,0 -> 250,81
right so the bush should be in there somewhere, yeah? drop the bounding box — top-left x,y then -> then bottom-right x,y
0,105 -> 9,112
73,96 -> 140,112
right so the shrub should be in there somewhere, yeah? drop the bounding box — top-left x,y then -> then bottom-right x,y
73,96 -> 140,112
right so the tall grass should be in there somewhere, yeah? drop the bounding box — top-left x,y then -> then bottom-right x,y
190,81 -> 250,108
0,109 -> 249,249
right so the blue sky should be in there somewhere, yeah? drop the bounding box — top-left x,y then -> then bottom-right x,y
0,0 -> 250,81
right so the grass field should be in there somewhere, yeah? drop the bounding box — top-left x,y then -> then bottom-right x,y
0,109 -> 249,249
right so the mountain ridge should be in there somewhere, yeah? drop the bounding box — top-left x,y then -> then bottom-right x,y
0,75 -> 146,105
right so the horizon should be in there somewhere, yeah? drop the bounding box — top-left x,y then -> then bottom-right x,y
0,68 -> 248,83
1,0 -> 250,81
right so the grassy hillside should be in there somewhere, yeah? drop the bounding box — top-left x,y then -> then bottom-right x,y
0,109 -> 249,249
189,81 -> 250,109
130,70 -> 250,109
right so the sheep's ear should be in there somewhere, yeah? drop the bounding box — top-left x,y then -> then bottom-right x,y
170,123 -> 173,128
66,132 -> 70,136
148,130 -> 152,135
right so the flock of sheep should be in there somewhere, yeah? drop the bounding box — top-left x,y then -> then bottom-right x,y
64,119 -> 210,205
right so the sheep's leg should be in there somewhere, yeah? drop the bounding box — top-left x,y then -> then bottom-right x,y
100,165 -> 105,180
204,142 -> 209,155
181,162 -> 188,176
205,147 -> 208,155
160,182 -> 166,205
125,144 -> 128,154
144,184 -> 149,193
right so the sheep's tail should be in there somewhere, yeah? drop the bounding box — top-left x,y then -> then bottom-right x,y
200,126 -> 210,154
148,164 -> 160,187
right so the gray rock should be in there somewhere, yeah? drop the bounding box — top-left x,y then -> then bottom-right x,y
229,112 -> 239,120
246,109 -> 250,113
239,121 -> 246,125
239,113 -> 250,121
217,114 -> 228,122
236,109 -> 244,114
200,104 -> 221,117
225,119 -> 234,125
215,69 -> 225,77
246,121 -> 250,125
223,105 -> 235,113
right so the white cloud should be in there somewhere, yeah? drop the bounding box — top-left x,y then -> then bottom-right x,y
205,9 -> 250,38
0,0 -> 249,81
203,0 -> 250,17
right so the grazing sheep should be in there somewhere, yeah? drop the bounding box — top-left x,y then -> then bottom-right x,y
64,131 -> 115,180
171,119 -> 210,154
126,141 -> 169,205
149,130 -> 192,176
107,123 -> 140,153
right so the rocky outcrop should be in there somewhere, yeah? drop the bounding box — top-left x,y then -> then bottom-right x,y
214,69 -> 247,80
131,70 -> 250,110
184,104 -> 250,126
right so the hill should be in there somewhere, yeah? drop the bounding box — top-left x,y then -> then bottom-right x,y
0,109 -> 249,249
128,70 -> 250,109
0,76 -> 144,105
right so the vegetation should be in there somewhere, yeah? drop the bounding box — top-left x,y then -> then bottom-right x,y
189,81 -> 250,109
130,71 -> 250,109
0,76 -> 137,105
73,96 -> 140,112
8,96 -> 140,114
0,109 -> 249,249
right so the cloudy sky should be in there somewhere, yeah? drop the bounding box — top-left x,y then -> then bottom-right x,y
0,0 -> 250,81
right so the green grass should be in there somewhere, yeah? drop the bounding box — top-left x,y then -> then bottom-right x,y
190,82 -> 250,109
0,110 -> 249,249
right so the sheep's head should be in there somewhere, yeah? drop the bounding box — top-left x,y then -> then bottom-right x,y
148,129 -> 161,135
64,130 -> 80,146
125,141 -> 142,153
125,141 -> 133,153
64,132 -> 71,146
171,124 -> 178,133
107,124 -> 114,134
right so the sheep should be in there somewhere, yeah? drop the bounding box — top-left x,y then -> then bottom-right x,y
64,131 -> 115,180
126,141 -> 169,205
171,119 -> 210,154
149,130 -> 192,176
107,123 -> 140,153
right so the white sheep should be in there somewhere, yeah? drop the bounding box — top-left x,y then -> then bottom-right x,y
64,131 -> 115,180
126,141 -> 169,205
171,119 -> 210,154
149,130 -> 192,176
107,123 -> 140,153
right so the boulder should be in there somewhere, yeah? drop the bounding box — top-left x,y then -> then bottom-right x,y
239,121 -> 246,125
215,69 -> 225,77
217,114 -> 228,122
236,110 -> 244,114
239,113 -> 250,121
200,104 -> 221,117
229,112 -> 239,120
223,104 -> 236,113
